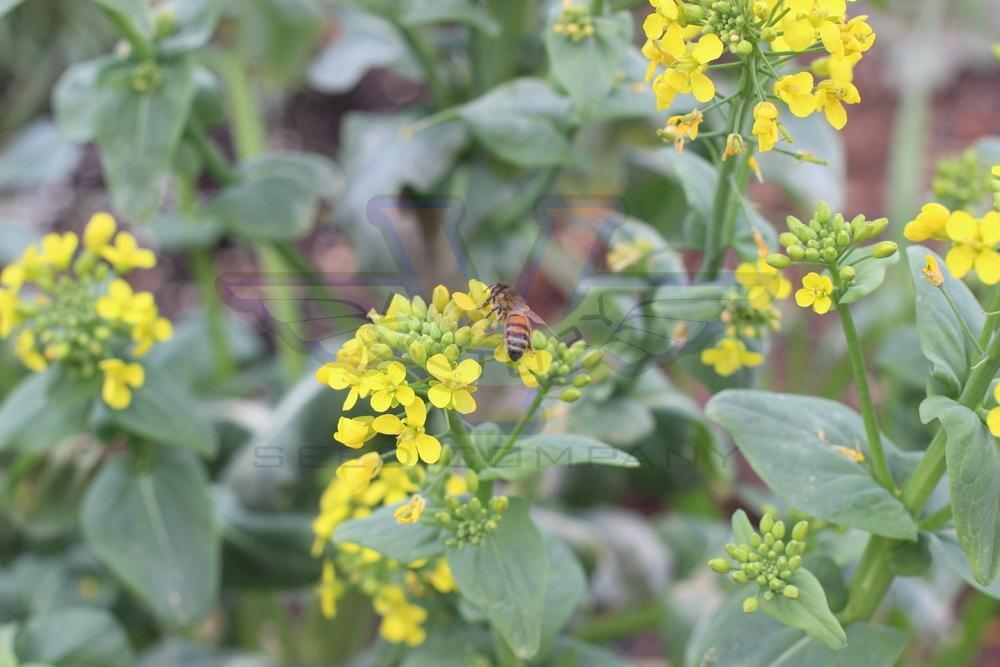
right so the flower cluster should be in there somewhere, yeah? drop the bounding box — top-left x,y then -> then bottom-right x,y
551,1 -> 596,42
643,0 -> 875,154
701,234 -> 791,376
708,512 -> 810,613
767,202 -> 896,315
904,164 -> 1000,285
932,150 -> 992,212
312,280 -> 601,645
0,213 -> 169,409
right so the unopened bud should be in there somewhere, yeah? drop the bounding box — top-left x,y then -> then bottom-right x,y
708,558 -> 731,573
734,40 -> 753,55
490,496 -> 509,513
760,513 -> 774,533
804,248 -> 820,262
583,349 -> 604,368
787,245 -> 805,261
559,388 -> 581,403
792,521 -> 809,541
814,201 -> 832,224
839,266 -> 856,282
782,585 -> 799,599
873,241 -> 898,259
766,253 -> 790,269
432,285 -> 450,312
742,597 -> 759,613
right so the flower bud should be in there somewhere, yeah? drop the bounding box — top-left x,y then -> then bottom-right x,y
583,349 -> 604,369
867,217 -> 889,239
766,253 -> 790,269
455,326 -> 471,346
490,496 -> 509,513
411,295 -> 428,319
836,230 -> 851,247
760,513 -> 774,533
432,285 -> 450,312
788,555 -> 801,570
787,245 -> 805,261
782,585 -> 799,599
742,597 -> 759,613
573,373 -> 591,387
771,521 -> 785,540
559,388 -> 581,403
444,343 -> 460,361
873,241 -> 898,259
734,40 -> 753,55
821,247 -> 838,262
778,232 -> 799,248
708,558 -> 731,573
814,201 -> 832,224
804,248 -> 820,262
732,570 -> 748,584
682,3 -> 705,20
792,521 -> 808,541
921,254 -> 944,287
839,266 -> 856,282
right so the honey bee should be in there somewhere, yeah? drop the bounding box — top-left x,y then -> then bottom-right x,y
486,283 -> 546,361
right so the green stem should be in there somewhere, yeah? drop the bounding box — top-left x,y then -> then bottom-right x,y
185,116 -> 237,186
190,249 -> 235,379
394,22 -> 451,107
941,287 -> 984,353
446,410 -> 487,472
977,286 -> 1000,350
918,504 -> 952,532
572,600 -> 664,643
102,8 -> 154,60
837,303 -> 895,491
489,387 -> 549,466
493,630 -> 526,667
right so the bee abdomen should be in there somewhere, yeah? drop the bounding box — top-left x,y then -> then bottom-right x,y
505,317 -> 530,361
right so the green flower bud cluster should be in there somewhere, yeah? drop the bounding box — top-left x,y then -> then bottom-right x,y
370,292 -> 488,366
551,4 -> 595,42
440,496 -> 509,548
708,512 -> 809,613
530,332 -> 602,396
698,0 -> 758,54
932,150 -> 991,212
129,61 -> 164,94
337,546 -> 402,597
768,201 -> 891,274
720,288 -> 780,339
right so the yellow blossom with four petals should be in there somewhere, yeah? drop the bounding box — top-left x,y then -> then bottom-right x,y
426,354 -> 481,414
795,272 -> 835,314
373,399 -> 442,466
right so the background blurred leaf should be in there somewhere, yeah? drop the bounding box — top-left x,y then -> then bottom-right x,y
403,0 -> 499,35
308,10 -> 413,94
838,245 -> 900,305
544,11 -> 630,113
158,0 -> 222,54
0,120 -> 81,190
334,503 -> 444,562
757,112 -> 846,210
478,433 -> 639,481
92,0 -> 152,37
52,57 -> 112,143
15,607 -> 133,667
0,0 -> 27,19
82,447 -> 219,627
0,368 -> 97,454
706,390 -> 919,539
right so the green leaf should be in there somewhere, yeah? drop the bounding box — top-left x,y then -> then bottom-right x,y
919,396 -> 1000,584
478,434 -> 638,481
0,120 -> 82,190
81,447 -> 219,626
706,390 -> 918,540
756,111 -> 845,209
689,598 -> 907,667
93,59 -> 195,220
105,373 -> 218,456
334,503 -> 445,562
888,533 -> 932,577
569,396 -> 655,448
447,498 -> 548,659
93,0 -> 152,37
731,509 -> 757,546
929,532 -> 1000,599
547,636 -> 641,666
458,78 -> 572,167
308,10 -> 412,94
759,569 -> 846,650
53,57 -> 112,143
15,607 -> 133,667
838,245 -> 899,305
209,152 -> 341,241
802,554 -> 846,612
538,539 -> 585,652
0,0 -> 27,18
158,0 -> 223,53
907,246 -> 984,397
403,0 -> 499,35
0,368 -> 97,454
545,11 -> 628,111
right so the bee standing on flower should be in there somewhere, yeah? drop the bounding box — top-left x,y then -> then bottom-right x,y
485,282 -> 546,361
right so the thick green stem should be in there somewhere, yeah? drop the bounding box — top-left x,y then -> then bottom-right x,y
446,410 -> 487,473
838,303 -> 895,491
489,387 -> 549,466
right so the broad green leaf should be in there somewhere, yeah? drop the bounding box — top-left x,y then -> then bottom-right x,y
104,374 -> 218,456
731,509 -> 757,546
838,245 -> 899,305
802,554 -> 846,612
447,498 -> 548,659
478,434 -> 638,481
53,57 -> 112,143
547,636 -> 640,666
929,532 -> 1000,599
0,120 -> 82,190
706,390 -> 918,540
569,396 -> 655,448
888,533 -> 932,577
15,607 -> 133,667
688,598 -> 907,667
308,10 -> 412,94
93,0 -> 152,36
920,396 -> 1000,584
209,152 -> 341,241
458,78 -> 572,167
403,0 -> 499,35
0,0 -> 27,18
135,639 -> 284,667
82,447 -> 219,626
538,539 -> 585,652
215,489 -> 321,588
0,368 -> 97,454
94,59 -> 195,220
158,0 -> 223,53
335,503 -> 445,563
0,553 -> 117,618
759,569 -> 846,650
907,246 -> 983,397
545,11 -> 629,111
0,624 -> 15,667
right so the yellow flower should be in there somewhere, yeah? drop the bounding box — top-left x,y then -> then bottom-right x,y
84,212 -> 117,252
494,345 -> 552,388
333,416 -> 378,449
823,15 -> 875,81
735,257 -> 791,309
96,279 -> 152,324
662,108 -> 703,154
987,384 -> 1000,437
312,477 -> 354,555
131,309 -> 173,356
317,560 -> 345,619
652,34 -> 724,109
394,495 -> 427,524
700,337 -> 764,376
0,288 -> 19,339
366,361 -> 416,412
40,232 -> 79,271
373,399 -> 442,466
751,102 -> 780,153
426,354 -> 481,414
774,72 -> 817,118
336,451 -> 384,495
445,474 -> 468,496
15,330 -> 47,372
452,279 -> 490,314
794,272 -> 835,314
722,133 -> 747,161
903,202 -> 950,242
99,358 -> 145,409
814,79 -> 860,130
374,586 -> 427,646
317,362 -> 370,410
427,558 -> 455,593
607,238 -> 654,272
358,464 -> 417,507
780,0 -> 846,52
1,263 -> 25,293
944,210 -> 1000,284
101,232 -> 156,273
921,254 -> 944,287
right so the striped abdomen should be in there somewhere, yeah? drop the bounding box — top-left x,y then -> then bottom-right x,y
504,313 -> 531,361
